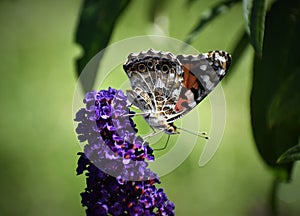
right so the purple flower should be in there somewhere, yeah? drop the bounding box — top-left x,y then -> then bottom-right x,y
75,87 -> 175,216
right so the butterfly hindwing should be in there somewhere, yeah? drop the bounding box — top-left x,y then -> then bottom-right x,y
123,50 -> 184,116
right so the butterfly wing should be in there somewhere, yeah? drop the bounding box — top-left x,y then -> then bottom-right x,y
165,51 -> 231,123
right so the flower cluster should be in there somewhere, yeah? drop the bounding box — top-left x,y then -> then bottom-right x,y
76,88 -> 154,161
75,87 -> 175,215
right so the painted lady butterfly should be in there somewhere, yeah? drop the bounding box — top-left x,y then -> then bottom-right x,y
123,49 -> 231,136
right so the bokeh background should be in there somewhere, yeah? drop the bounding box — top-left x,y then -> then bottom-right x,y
0,0 -> 299,215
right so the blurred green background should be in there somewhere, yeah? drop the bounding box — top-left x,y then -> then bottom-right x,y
0,0 -> 299,215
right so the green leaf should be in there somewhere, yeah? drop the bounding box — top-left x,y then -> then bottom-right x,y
251,0 -> 300,180
278,144 -> 300,164
268,72 -> 300,129
185,0 -> 241,45
75,0 -> 131,91
243,0 -> 267,55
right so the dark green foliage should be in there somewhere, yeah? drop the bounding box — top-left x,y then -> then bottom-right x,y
247,0 -> 267,55
185,0 -> 241,45
75,0 -> 131,91
251,0 -> 300,180
278,144 -> 300,164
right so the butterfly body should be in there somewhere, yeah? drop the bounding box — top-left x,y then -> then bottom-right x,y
123,49 -> 231,134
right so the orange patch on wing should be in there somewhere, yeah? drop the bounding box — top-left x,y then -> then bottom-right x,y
182,64 -> 199,90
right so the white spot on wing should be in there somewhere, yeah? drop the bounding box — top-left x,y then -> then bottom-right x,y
202,75 -> 214,90
200,64 -> 207,71
216,55 -> 226,62
156,78 -> 163,88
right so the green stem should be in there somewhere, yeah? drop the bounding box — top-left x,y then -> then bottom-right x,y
270,177 -> 279,216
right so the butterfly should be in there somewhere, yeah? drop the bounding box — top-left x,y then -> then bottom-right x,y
123,49 -> 231,137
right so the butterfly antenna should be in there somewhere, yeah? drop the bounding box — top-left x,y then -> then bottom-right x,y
177,127 -> 209,139
154,134 -> 171,151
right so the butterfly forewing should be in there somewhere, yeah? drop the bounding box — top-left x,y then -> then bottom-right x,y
174,51 -> 231,116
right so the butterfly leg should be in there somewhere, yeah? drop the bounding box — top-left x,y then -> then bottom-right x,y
153,135 -> 171,151
150,126 -> 156,133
